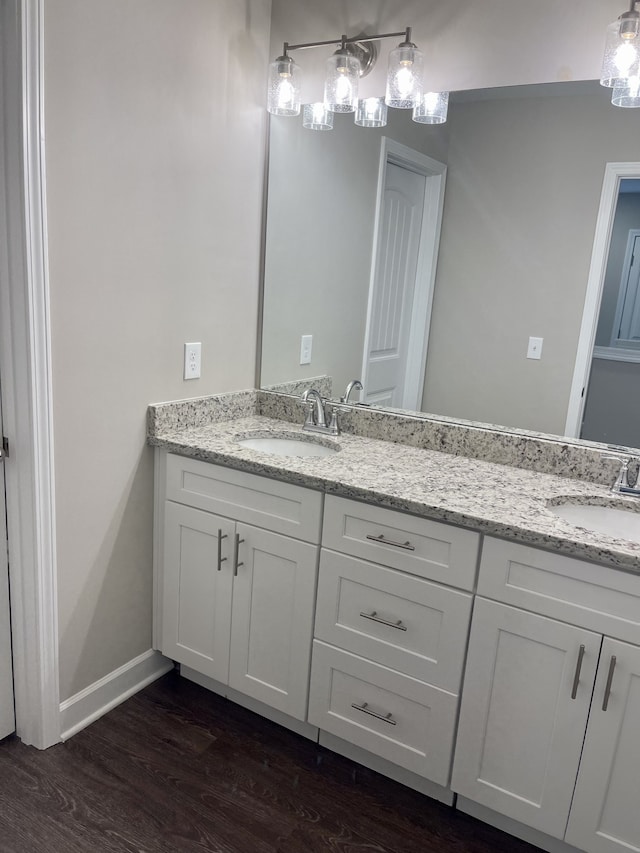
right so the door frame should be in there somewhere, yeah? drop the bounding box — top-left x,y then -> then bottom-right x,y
565,162 -> 640,438
0,0 -> 59,748
361,138 -> 447,410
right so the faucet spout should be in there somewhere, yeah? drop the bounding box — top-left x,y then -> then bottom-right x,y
301,388 -> 327,428
341,379 -> 363,405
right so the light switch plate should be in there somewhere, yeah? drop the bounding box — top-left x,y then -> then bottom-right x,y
527,336 -> 543,360
300,334 -> 313,365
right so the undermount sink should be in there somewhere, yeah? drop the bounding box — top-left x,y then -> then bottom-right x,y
549,499 -> 640,543
235,433 -> 340,458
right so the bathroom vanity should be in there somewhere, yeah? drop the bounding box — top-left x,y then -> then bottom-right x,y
149,395 -> 640,853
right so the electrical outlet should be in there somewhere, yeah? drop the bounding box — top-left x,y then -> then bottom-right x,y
300,334 -> 313,365
184,342 -> 201,379
527,336 -> 543,360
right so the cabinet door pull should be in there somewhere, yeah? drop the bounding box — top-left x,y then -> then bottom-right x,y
365,533 -> 415,551
217,529 -> 228,571
234,533 -> 245,576
360,610 -> 407,632
602,655 -> 617,712
571,644 -> 586,699
351,701 -> 397,726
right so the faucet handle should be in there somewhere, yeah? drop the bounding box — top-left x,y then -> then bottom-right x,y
605,455 -> 632,492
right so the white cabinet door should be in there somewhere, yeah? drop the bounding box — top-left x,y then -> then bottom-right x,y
162,502 -> 234,682
0,390 -> 14,738
229,523 -> 318,721
566,638 -> 640,853
451,597 -> 600,839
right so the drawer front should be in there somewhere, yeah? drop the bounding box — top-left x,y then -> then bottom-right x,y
308,641 -> 458,784
165,453 -> 322,542
479,537 -> 640,645
322,495 -> 479,590
315,550 -> 472,690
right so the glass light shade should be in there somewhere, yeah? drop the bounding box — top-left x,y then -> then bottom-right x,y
601,18 -> 640,87
303,102 -> 334,130
386,42 -> 424,108
354,97 -> 388,127
324,49 -> 360,113
612,75 -> 640,106
412,91 -> 449,124
267,55 -> 301,116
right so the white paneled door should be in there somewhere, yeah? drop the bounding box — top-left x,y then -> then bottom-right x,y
0,387 -> 15,739
363,162 -> 426,408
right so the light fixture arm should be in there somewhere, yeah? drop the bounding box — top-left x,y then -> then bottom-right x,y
281,27 -> 411,55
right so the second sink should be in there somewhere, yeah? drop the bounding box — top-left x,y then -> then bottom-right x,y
549,499 -> 640,543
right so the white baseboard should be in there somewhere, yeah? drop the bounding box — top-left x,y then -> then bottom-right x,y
59,649 -> 174,740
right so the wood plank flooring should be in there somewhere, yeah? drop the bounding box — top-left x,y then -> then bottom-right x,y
0,671 -> 538,852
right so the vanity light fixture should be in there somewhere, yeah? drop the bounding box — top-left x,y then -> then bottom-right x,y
355,97 -> 388,127
303,102 -> 334,130
267,27 -> 448,128
602,1 -> 640,106
412,91 -> 449,124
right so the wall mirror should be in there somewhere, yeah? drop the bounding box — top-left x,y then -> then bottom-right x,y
259,79 -> 640,453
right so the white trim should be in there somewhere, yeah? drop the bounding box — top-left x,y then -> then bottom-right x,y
60,650 -> 174,741
180,665 -> 319,741
0,0 -> 59,748
456,797 -> 583,853
565,162 -> 640,438
319,730 -> 455,804
361,138 -> 447,411
593,344 -> 640,363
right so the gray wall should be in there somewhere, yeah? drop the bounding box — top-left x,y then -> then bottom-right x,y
582,358 -> 640,445
261,109 -> 448,395
421,90 -> 640,435
45,0 -> 271,701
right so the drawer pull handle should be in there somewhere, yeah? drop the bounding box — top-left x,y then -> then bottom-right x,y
571,644 -> 586,699
234,533 -> 245,576
217,529 -> 228,572
351,701 -> 397,726
602,655 -> 617,712
365,533 -> 415,551
360,610 -> 407,632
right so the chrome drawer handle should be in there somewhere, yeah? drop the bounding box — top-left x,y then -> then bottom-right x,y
217,529 -> 228,572
234,533 -> 244,576
365,533 -> 415,551
602,655 -> 617,712
360,610 -> 407,632
571,644 -> 586,699
351,701 -> 397,726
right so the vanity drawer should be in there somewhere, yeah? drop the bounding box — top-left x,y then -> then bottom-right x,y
315,550 -> 472,690
479,537 -> 640,644
165,453 -> 323,542
322,496 -> 479,590
308,641 -> 458,784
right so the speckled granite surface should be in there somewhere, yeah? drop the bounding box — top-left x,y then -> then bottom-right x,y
149,413 -> 640,574
148,389 -> 256,434
257,391 -> 625,487
262,375 -> 333,398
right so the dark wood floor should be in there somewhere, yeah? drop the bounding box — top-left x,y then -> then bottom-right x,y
0,670 -> 538,853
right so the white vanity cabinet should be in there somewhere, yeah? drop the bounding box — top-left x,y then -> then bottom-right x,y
308,495 -> 479,787
157,452 -> 322,721
452,536 -> 640,852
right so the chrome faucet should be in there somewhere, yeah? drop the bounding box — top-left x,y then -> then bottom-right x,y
610,457 -> 640,495
341,379 -> 363,404
301,388 -> 339,435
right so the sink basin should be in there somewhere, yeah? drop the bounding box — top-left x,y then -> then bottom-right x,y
549,500 -> 640,543
235,434 -> 339,458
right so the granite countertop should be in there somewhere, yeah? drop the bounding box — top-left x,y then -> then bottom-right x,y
149,414 -> 640,574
